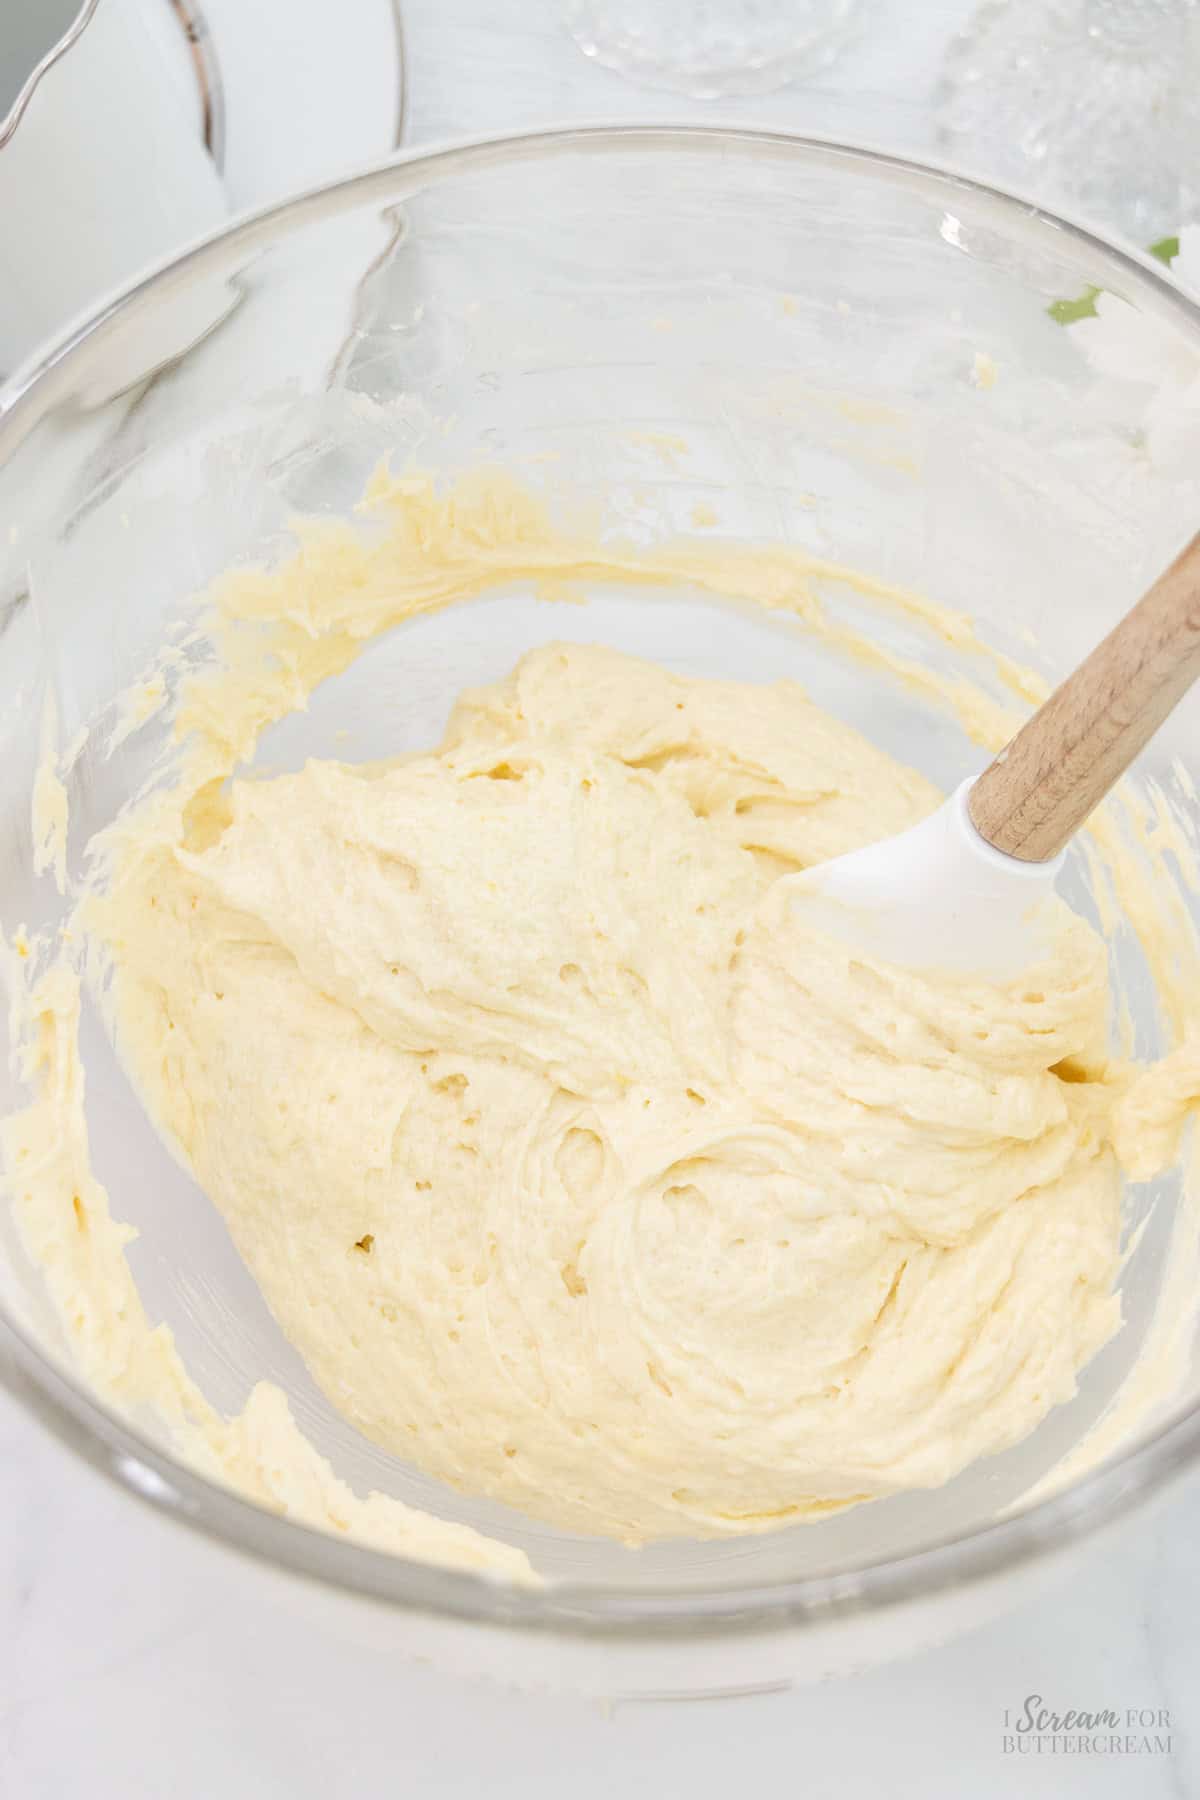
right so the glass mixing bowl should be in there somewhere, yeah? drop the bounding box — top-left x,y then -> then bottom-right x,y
3,128 -> 1200,1699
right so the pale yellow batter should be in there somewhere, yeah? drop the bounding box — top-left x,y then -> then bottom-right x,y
5,469 -> 1199,1567
97,639 -> 1131,1542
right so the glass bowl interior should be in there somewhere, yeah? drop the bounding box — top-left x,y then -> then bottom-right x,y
3,128 -> 1200,1642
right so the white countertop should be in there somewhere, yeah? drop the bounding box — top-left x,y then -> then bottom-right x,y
4,1378 -> 1198,1797
3,2 -> 1200,1793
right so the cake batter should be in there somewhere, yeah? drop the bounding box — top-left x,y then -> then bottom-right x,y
6,469 -> 1198,1565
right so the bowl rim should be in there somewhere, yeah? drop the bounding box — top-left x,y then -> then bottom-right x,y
4,121 -> 1200,1639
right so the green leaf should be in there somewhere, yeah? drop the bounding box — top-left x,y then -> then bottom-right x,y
1048,233 -> 1181,325
1048,286 -> 1101,325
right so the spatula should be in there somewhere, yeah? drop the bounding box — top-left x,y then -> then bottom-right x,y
789,532 -> 1200,975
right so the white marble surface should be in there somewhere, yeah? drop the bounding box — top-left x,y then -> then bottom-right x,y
4,1 -> 1200,1793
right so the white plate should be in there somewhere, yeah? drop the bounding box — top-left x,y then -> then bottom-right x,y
196,0 -> 404,212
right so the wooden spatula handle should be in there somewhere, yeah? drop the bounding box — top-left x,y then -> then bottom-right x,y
968,532 -> 1200,863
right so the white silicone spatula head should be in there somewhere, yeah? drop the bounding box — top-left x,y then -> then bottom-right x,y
789,529 -> 1200,977
788,779 -> 1063,977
